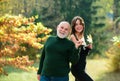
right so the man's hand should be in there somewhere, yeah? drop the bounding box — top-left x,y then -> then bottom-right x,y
37,74 -> 40,81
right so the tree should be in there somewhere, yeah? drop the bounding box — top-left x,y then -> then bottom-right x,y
0,0 -> 10,16
0,14 -> 52,75
0,0 -> 41,17
38,0 -> 64,34
113,0 -> 120,20
54,0 -> 93,33
90,0 -> 114,56
106,36 -> 120,72
39,0 -> 93,35
113,0 -> 120,34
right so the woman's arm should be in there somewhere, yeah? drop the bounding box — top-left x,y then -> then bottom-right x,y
70,34 -> 83,49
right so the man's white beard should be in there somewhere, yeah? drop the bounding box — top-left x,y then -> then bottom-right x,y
57,31 -> 68,39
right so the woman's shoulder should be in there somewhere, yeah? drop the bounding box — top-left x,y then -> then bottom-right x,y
70,34 -> 75,38
69,34 -> 75,40
81,36 -> 85,40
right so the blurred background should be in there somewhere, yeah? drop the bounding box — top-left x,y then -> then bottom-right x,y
0,0 -> 120,81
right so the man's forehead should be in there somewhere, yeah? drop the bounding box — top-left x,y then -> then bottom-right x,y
60,22 -> 69,25
60,22 -> 70,27
60,24 -> 70,29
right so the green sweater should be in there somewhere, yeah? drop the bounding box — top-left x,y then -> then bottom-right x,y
37,36 -> 79,77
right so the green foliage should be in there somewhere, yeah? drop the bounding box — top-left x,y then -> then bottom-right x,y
114,17 -> 120,34
0,0 -> 116,58
1,59 -> 120,81
113,0 -> 120,19
106,36 -> 120,72
90,0 -> 114,56
39,0 -> 64,34
0,0 -> 41,17
38,0 -> 93,35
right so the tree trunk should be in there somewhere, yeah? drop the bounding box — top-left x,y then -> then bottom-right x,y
113,0 -> 120,20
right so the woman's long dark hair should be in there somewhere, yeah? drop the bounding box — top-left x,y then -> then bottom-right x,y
71,16 -> 85,36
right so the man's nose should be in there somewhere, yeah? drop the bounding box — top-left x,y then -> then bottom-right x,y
62,29 -> 65,32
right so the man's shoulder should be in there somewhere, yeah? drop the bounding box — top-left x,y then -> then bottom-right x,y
47,36 -> 56,39
45,36 -> 55,43
65,38 -> 75,46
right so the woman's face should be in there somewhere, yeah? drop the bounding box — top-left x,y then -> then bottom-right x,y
74,19 -> 84,33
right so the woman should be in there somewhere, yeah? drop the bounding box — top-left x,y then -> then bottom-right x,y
70,16 -> 94,81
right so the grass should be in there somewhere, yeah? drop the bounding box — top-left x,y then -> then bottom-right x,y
0,66 -> 38,81
0,59 -> 120,81
84,59 -> 120,81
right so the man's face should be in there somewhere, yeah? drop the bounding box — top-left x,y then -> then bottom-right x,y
57,23 -> 70,38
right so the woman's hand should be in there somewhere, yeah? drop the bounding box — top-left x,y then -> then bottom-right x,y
86,44 -> 92,49
75,40 -> 83,49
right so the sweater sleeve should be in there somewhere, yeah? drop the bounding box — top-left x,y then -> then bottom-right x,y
69,43 -> 79,65
37,46 -> 45,74
37,37 -> 51,74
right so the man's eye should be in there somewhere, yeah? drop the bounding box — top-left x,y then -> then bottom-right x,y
61,26 -> 64,29
65,28 -> 68,31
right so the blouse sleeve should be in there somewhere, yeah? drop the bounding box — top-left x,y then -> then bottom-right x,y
69,43 -> 79,65
81,37 -> 86,46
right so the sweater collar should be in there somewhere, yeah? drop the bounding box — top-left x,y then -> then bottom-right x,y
56,36 -> 66,40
